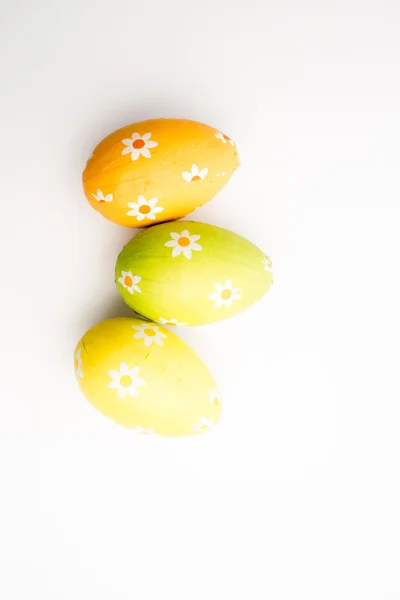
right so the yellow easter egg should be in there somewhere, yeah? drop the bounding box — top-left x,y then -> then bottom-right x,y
74,318 -> 221,436
82,118 -> 239,227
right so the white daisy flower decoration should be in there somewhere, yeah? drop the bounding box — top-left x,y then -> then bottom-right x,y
192,416 -> 214,432
209,280 -> 241,308
132,323 -> 167,347
127,196 -> 164,222
121,132 -> 158,161
158,318 -> 188,327
262,256 -> 273,273
118,271 -> 142,295
135,426 -> 158,435
208,387 -> 221,407
164,229 -> 202,259
108,363 -> 146,399
214,131 -> 235,146
91,188 -> 113,203
75,348 -> 83,378
182,164 -> 208,183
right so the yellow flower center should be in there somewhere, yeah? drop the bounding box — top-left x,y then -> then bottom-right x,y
133,139 -> 145,149
120,375 -> 132,387
124,276 -> 133,287
191,175 -> 201,181
139,205 -> 151,214
178,236 -> 190,247
144,328 -> 156,337
221,289 -> 232,300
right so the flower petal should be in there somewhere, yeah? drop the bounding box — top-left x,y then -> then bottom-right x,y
134,377 -> 146,387
191,234 -> 200,242
225,280 -> 233,290
172,246 -> 181,257
190,243 -> 202,251
137,195 -> 146,205
120,362 -> 129,374
118,387 -> 127,399
121,146 -> 132,155
152,206 -> 164,213
141,148 -> 151,158
130,149 -> 140,161
181,230 -> 189,237
192,164 -> 199,175
142,133 -> 151,141
128,387 -> 138,398
165,240 -> 177,247
199,168 -> 208,178
182,172 -> 191,182
145,141 -> 158,148
148,197 -> 158,207
131,133 -> 140,141
183,247 -> 192,259
122,138 -> 133,146
170,232 -> 180,240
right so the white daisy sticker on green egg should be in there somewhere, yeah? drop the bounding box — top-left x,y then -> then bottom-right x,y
108,363 -> 146,399
164,229 -> 202,259
132,323 -> 167,347
209,280 -> 241,308
118,271 -> 142,295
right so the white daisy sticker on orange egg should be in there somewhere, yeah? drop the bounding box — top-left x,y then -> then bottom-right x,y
209,280 -> 241,308
108,363 -> 146,399
262,256 -> 273,273
75,348 -> 83,378
214,131 -> 235,146
182,164 -> 208,183
158,318 -> 188,327
127,196 -> 164,222
132,323 -> 167,347
192,416 -> 214,432
118,271 -> 142,295
164,229 -> 202,259
121,132 -> 158,161
91,188 -> 113,203
208,387 -> 221,407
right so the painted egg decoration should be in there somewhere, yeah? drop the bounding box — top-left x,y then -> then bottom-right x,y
115,222 -> 273,326
82,118 -> 239,227
74,318 -> 221,436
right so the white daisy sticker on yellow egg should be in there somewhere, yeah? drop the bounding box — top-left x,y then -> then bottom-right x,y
75,348 -> 83,378
164,229 -> 202,259
262,256 -> 273,273
108,362 -> 146,399
208,387 -> 221,407
192,416 -> 214,432
182,164 -> 208,183
127,196 -> 164,222
135,426 -> 157,435
158,318 -> 188,327
132,323 -> 167,347
91,188 -> 113,203
121,132 -> 158,161
209,280 -> 241,308
214,131 -> 235,146
118,271 -> 142,295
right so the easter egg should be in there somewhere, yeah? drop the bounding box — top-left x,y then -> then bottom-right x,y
82,118 -> 240,227
115,222 -> 273,326
74,318 -> 221,436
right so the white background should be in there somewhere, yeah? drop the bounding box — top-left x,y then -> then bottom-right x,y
1,0 -> 399,598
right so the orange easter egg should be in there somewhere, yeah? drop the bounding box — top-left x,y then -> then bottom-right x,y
82,118 -> 240,227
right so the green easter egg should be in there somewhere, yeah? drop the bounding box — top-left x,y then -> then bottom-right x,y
115,221 -> 273,326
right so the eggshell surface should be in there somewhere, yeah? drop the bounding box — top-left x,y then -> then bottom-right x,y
74,318 -> 221,436
115,222 -> 273,326
82,118 -> 239,227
